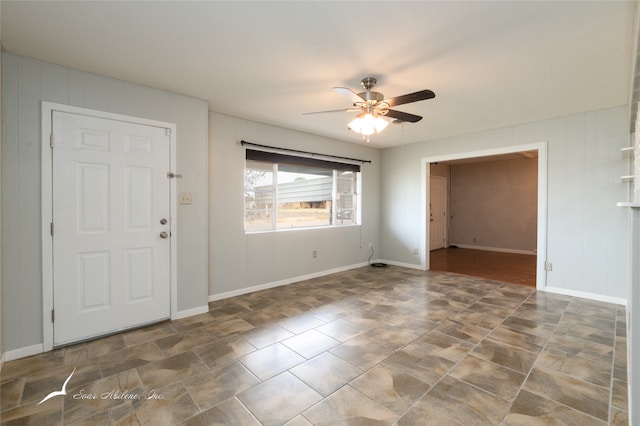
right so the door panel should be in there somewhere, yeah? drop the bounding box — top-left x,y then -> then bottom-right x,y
52,111 -> 171,346
430,176 -> 447,250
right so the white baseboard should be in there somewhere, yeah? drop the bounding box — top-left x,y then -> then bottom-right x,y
544,286 -> 627,307
209,262 -> 370,302
4,343 -> 44,362
175,305 -> 209,320
378,259 -> 426,270
450,244 -> 536,256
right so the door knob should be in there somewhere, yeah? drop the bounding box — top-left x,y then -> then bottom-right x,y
160,231 -> 169,239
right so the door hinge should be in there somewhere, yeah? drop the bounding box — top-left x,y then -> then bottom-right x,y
165,128 -> 172,136
50,133 -> 54,148
51,309 -> 55,323
50,222 -> 54,236
167,172 -> 182,179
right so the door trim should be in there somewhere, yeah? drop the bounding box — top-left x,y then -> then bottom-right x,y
421,141 -> 547,291
429,175 -> 448,250
41,102 -> 178,352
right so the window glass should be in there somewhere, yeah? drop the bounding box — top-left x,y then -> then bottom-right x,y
244,154 -> 360,232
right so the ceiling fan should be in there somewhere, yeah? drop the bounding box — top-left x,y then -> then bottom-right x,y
304,77 -> 435,141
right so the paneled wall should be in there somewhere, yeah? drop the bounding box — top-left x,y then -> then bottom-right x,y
450,158 -> 538,253
208,112 -> 381,298
1,53 -> 209,354
381,106 -> 629,301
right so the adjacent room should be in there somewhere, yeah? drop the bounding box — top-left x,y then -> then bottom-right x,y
0,1 -> 638,425
429,152 -> 539,288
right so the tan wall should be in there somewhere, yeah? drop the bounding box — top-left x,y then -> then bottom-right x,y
450,157 -> 538,253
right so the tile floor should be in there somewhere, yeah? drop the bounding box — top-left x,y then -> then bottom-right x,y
0,266 -> 629,425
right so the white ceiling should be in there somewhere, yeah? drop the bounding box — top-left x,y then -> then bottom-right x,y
1,1 -> 637,148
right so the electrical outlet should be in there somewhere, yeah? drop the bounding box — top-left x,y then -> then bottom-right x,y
312,250 -> 317,258
413,248 -> 419,255
369,243 -> 373,250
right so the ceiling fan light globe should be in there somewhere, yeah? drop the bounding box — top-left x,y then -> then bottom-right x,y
348,113 -> 388,136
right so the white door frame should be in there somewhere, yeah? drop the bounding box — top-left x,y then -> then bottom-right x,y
41,102 -> 178,351
422,142 -> 548,291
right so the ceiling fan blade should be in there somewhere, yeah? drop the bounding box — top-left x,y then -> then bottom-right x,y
384,109 -> 423,123
384,89 -> 435,107
303,108 -> 359,115
333,87 -> 366,104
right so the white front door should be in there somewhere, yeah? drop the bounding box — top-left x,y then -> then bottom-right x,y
51,111 -> 171,346
429,176 -> 447,250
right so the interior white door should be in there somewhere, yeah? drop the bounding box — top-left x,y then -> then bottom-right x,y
52,111 -> 171,346
429,176 -> 447,250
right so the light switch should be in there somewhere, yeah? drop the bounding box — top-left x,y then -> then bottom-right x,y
180,192 -> 192,205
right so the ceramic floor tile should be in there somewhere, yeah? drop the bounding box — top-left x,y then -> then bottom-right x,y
404,331 -> 474,362
239,372 -> 322,426
561,312 -> 616,333
282,329 -> 340,359
202,317 -> 255,337
472,338 -> 538,374
328,335 -> 396,370
544,334 -> 614,365
434,319 -> 489,344
315,318 -> 367,342
0,378 -> 23,412
238,343 -> 305,381
193,334 -> 256,369
279,314 -> 327,334
0,265 -> 628,426
154,330 -> 214,357
447,310 -> 505,330
108,382 -> 199,425
523,367 -> 610,421
136,351 -> 209,390
302,385 -> 398,425
554,322 -> 616,346
501,315 -> 556,339
488,325 -> 548,353
0,401 -> 63,425
361,324 -> 424,351
449,354 -> 526,400
95,342 -> 166,378
290,352 -> 362,396
284,415 -> 314,426
535,349 -> 612,387
182,361 -> 260,410
121,322 -> 177,347
64,368 -> 145,424
384,347 -> 456,386
181,397 -> 260,426
21,362 -> 102,407
609,407 -> 629,426
611,378 -> 628,411
63,334 -> 127,365
397,375 -> 511,425
502,389 -> 606,426
241,324 -> 295,349
350,363 -> 431,415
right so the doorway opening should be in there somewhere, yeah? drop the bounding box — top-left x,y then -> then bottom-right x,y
422,143 -> 547,290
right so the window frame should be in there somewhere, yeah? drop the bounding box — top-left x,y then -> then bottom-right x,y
244,149 -> 362,233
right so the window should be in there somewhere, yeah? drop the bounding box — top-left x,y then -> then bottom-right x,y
244,149 -> 361,231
